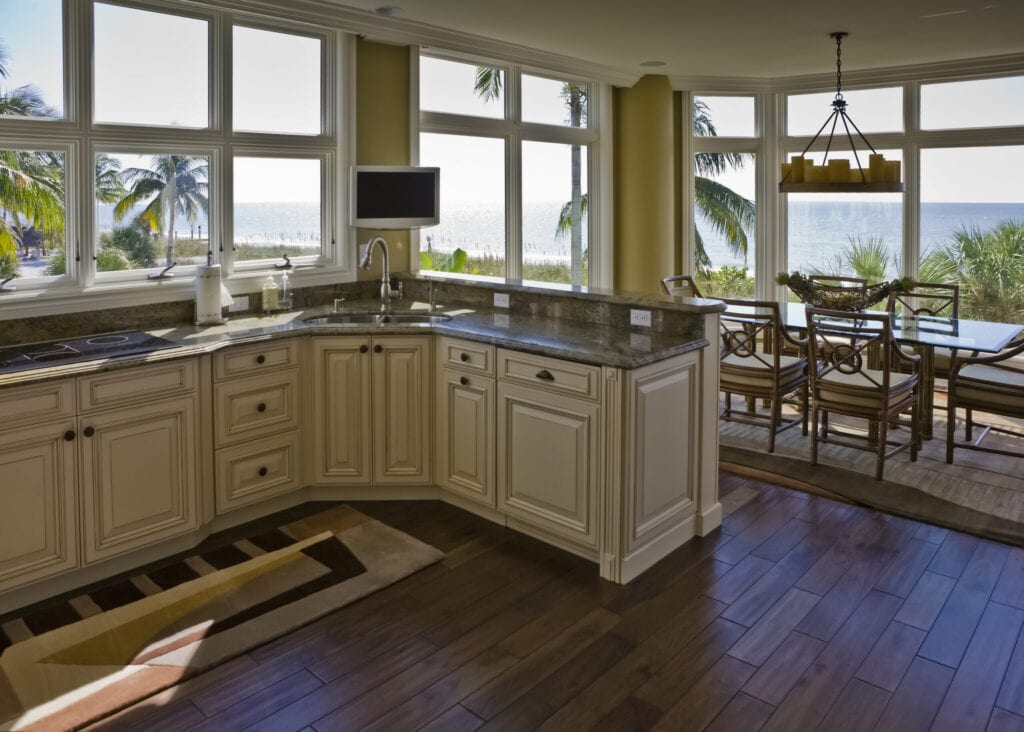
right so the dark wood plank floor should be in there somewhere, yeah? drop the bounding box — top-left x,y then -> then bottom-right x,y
88,473 -> 1024,732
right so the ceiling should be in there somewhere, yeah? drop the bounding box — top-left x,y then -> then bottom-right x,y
343,0 -> 1024,79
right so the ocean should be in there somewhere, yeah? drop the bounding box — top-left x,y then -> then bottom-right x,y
89,200 -> 1024,273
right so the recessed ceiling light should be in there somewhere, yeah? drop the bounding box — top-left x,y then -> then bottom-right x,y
374,5 -> 404,17
639,60 -> 667,67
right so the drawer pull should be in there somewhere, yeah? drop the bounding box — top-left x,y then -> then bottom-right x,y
83,426 -> 95,437
536,369 -> 555,382
257,402 -> 267,413
258,466 -> 268,477
460,376 -> 469,386
460,352 -> 470,362
374,344 -> 383,354
359,344 -> 369,354
64,430 -> 76,442
256,354 -> 266,365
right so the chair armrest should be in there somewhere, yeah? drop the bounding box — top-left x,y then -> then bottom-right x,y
780,327 -> 808,350
956,336 -> 1024,367
893,342 -> 921,369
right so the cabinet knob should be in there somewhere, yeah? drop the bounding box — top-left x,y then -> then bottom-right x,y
536,369 -> 555,382
256,354 -> 266,365
63,430 -> 76,442
374,344 -> 383,354
83,426 -> 95,437
460,376 -> 469,386
359,344 -> 369,354
257,402 -> 267,413
460,352 -> 470,362
258,466 -> 268,477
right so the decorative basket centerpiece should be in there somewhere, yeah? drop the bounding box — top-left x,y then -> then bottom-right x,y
777,272 -> 912,311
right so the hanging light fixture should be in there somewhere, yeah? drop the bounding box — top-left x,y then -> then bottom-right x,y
779,32 -> 904,193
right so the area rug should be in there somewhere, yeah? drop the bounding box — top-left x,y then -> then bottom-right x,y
0,505 -> 444,731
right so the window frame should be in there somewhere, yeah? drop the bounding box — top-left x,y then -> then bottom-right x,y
416,48 -> 603,286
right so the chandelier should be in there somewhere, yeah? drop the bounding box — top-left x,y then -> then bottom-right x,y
780,32 -> 904,193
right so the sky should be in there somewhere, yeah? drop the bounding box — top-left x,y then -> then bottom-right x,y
1,2 -> 1022,205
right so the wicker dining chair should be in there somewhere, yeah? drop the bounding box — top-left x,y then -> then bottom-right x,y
805,308 -> 920,480
719,299 -> 810,453
946,333 -> 1024,462
660,275 -> 704,298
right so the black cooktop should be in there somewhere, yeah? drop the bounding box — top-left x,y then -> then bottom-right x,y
0,331 -> 178,375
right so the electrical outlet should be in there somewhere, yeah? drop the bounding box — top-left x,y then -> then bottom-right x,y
630,309 -> 652,327
494,292 -> 510,308
228,295 -> 249,313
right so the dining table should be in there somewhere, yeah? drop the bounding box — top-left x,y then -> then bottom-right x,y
722,300 -> 1024,440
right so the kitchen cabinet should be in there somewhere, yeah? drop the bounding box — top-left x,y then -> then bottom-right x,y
496,350 -> 601,550
213,341 -> 303,512
313,335 -> 431,486
78,362 -> 201,563
436,337 -> 497,507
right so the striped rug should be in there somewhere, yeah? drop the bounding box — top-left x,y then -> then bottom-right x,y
0,505 -> 444,731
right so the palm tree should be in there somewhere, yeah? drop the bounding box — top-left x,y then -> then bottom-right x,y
693,100 -> 755,271
113,155 -> 209,267
0,42 -> 57,118
95,154 -> 126,204
0,149 -> 64,275
474,67 -> 588,285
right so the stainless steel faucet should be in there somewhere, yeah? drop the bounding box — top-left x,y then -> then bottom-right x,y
359,236 -> 403,312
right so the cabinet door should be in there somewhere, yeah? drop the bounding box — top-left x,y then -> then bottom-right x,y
497,382 -> 599,549
0,422 -> 78,591
372,337 -> 432,484
437,367 -> 495,506
80,397 -> 199,563
311,337 -> 371,484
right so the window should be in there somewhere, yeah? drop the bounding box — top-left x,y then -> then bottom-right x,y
418,53 -> 597,286
0,0 -> 64,119
920,146 -> 1024,322
0,148 -> 66,281
922,76 -> 1024,130
787,87 -> 902,136
419,133 -> 505,277
95,152 -> 210,274
693,153 -> 756,298
694,96 -> 755,137
233,27 -> 321,135
233,156 -> 322,263
93,4 -> 208,128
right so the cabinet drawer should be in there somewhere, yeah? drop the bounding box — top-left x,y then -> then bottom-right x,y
0,379 -> 75,428
214,339 -> 300,381
78,360 -> 196,412
498,349 -> 601,401
214,369 -> 300,446
439,337 -> 495,375
216,431 -> 301,513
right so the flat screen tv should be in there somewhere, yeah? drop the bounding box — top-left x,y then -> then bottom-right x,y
351,166 -> 440,229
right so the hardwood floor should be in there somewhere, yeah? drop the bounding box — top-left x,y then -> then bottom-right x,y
88,474 -> 1024,731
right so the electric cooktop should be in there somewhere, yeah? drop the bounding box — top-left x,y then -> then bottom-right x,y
0,331 -> 178,375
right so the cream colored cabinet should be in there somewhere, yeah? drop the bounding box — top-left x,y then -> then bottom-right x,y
77,361 -> 201,563
437,366 -> 495,506
496,349 -> 601,551
0,419 -> 78,592
213,341 -> 303,512
312,336 -> 431,486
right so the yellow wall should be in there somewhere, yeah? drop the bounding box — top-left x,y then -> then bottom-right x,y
355,39 -> 412,279
613,75 -> 677,294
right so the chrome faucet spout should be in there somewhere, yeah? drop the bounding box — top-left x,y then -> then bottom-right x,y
359,237 -> 402,311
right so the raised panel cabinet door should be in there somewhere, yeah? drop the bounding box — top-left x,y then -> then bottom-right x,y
311,337 -> 371,484
497,382 -> 600,549
0,421 -> 78,591
437,367 -> 495,506
372,337 -> 432,484
80,397 -> 199,563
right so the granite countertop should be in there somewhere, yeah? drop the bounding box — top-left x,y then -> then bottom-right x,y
0,299 -> 712,387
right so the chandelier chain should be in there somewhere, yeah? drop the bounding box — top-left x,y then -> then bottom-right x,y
835,33 -> 843,99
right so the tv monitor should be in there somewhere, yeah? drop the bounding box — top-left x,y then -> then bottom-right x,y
351,166 -> 440,229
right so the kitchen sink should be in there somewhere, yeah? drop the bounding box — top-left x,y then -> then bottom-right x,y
302,312 -> 453,326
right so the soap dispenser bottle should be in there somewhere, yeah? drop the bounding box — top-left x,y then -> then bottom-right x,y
261,274 -> 279,312
279,270 -> 291,310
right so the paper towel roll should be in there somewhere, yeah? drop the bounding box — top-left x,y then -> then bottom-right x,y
196,264 -> 228,325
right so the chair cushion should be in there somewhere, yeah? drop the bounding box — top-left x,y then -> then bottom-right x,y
955,364 -> 1024,413
721,354 -> 806,391
816,368 -> 916,408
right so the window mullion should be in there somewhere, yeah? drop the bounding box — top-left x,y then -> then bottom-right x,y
507,65 -> 522,279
